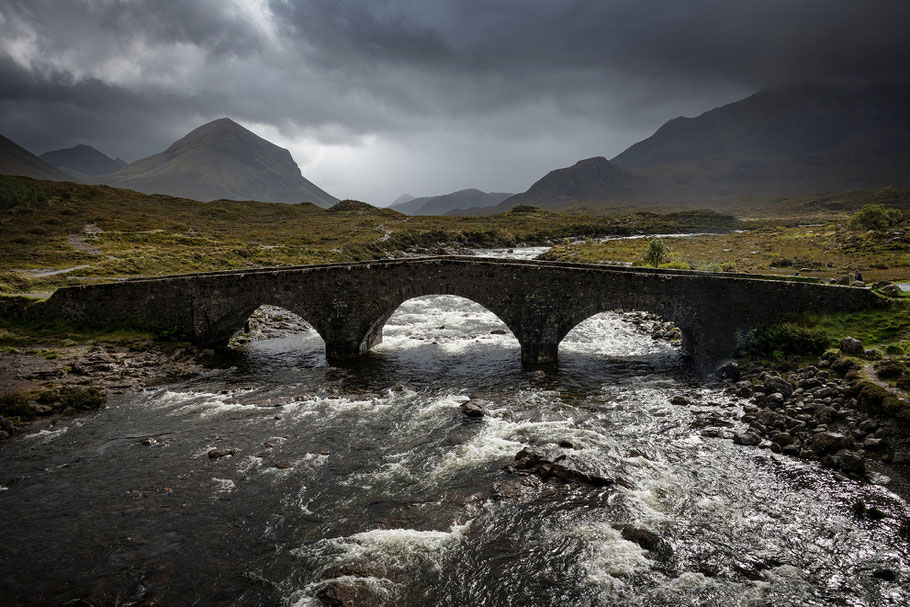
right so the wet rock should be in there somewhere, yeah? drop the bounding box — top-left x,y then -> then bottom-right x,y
390,383 -> 405,392
732,431 -> 761,446
763,376 -> 793,398
715,360 -> 741,381
619,526 -> 674,561
824,449 -> 865,475
315,581 -> 378,607
669,395 -> 689,406
872,568 -> 898,582
808,432 -> 852,456
459,400 -> 487,418
0,415 -> 14,434
770,431 -> 794,447
510,447 -> 619,487
558,439 -> 576,449
208,448 -> 237,459
142,437 -> 157,446
839,337 -> 864,356
489,329 -> 508,335
734,381 -> 754,398
880,284 -> 902,297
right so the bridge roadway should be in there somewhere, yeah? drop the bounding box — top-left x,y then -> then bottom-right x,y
35,256 -> 879,374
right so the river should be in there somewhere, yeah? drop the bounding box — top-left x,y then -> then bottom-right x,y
0,248 -> 908,606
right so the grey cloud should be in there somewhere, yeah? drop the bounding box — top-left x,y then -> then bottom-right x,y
0,0 -> 907,200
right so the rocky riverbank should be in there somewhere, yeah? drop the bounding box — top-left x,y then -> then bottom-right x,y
613,312 -> 910,497
706,350 -> 909,482
0,340 -> 214,440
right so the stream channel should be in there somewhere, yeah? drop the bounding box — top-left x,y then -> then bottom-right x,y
0,247 -> 908,606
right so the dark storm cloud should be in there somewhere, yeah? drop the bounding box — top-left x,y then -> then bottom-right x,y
1,0 -> 908,200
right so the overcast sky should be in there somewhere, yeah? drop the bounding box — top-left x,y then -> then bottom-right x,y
1,0 -> 909,204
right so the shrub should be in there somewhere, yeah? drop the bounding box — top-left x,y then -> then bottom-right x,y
737,322 -> 831,358
644,238 -> 669,267
0,177 -> 46,211
847,204 -> 903,231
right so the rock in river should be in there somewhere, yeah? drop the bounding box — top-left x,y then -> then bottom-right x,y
509,447 -> 619,487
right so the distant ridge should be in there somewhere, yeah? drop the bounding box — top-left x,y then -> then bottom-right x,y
494,157 -> 644,211
390,188 -> 513,215
612,82 -> 910,168
41,144 -> 126,176
104,118 -> 339,206
390,193 -> 415,206
0,134 -> 72,182
490,82 -> 910,212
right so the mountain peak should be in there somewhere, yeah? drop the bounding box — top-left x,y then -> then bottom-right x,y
103,119 -> 339,206
40,144 -> 126,176
0,134 -> 72,181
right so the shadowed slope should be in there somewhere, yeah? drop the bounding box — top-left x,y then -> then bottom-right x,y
105,118 -> 339,206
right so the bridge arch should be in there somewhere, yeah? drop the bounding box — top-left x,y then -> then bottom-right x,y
35,257 -> 878,375
339,291 -> 522,361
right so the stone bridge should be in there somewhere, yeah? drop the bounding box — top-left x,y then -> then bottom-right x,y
34,257 -> 879,373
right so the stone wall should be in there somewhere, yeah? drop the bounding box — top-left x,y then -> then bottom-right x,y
33,257 -> 880,373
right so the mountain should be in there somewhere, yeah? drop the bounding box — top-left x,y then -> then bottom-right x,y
495,157 -> 645,210
489,82 -> 910,212
389,188 -> 513,215
390,193 -> 415,206
612,82 -> 910,168
103,118 -> 338,206
0,134 -> 73,181
40,144 -> 126,176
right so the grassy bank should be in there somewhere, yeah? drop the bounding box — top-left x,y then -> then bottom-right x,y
0,177 -> 742,294
735,300 -> 910,416
540,218 -> 910,282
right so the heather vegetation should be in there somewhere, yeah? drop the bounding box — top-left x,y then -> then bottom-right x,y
0,178 -> 739,294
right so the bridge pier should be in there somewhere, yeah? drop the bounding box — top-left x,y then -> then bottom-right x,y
520,342 -> 559,365
323,322 -> 384,362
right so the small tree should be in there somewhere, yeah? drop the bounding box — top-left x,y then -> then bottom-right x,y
847,204 -> 902,231
644,238 -> 669,267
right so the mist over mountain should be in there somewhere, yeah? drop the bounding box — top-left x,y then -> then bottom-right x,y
0,134 -> 73,182
612,82 -> 910,168
495,157 -> 645,211
390,188 -> 513,215
103,118 -> 338,206
488,82 -> 910,212
40,144 -> 126,176
390,193 -> 415,206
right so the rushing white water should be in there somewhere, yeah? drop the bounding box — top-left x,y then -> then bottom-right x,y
0,248 -> 907,606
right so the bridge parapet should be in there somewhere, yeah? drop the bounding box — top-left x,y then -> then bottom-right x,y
33,257 -> 880,374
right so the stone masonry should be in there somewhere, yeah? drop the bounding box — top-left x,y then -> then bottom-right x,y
33,257 -> 880,374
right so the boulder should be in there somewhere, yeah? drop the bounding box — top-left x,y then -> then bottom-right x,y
459,400 -> 487,418
208,448 -> 237,459
510,447 -> 618,487
880,284 -> 902,297
734,381 -> 754,398
763,376 -> 793,398
619,526 -> 674,561
733,431 -> 761,446
715,360 -> 741,381
669,395 -> 689,406
839,337 -> 864,356
808,432 -> 852,456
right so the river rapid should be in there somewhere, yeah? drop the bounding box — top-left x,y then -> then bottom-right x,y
1,249 -> 908,606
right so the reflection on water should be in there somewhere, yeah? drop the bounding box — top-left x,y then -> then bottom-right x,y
0,282 -> 908,606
